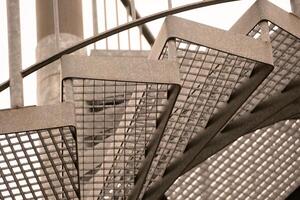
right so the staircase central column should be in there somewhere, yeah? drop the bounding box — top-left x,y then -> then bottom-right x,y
36,0 -> 84,105
35,1 -> 84,198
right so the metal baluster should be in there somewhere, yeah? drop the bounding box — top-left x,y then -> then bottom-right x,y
53,0 -> 60,51
6,0 -> 23,108
92,0 -> 99,49
115,0 -> 120,49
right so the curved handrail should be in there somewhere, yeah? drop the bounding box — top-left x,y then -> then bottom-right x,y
0,0 -> 238,92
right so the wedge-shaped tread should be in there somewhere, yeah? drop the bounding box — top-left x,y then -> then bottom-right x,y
167,1 -> 300,200
61,55 -> 181,200
138,15 -> 274,199
0,103 -> 79,200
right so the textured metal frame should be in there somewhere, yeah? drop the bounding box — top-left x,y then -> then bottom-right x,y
165,2 -> 300,200
61,55 -> 181,86
143,64 -> 272,200
142,16 -> 274,199
0,103 -> 76,134
229,0 -> 300,132
164,0 -> 300,175
61,55 -> 181,199
0,103 -> 80,199
181,0 -> 300,170
230,0 -> 300,38
149,16 -> 273,64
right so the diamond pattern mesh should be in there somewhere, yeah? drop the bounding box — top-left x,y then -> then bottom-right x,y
0,127 -> 79,200
165,21 -> 300,200
63,78 -> 172,199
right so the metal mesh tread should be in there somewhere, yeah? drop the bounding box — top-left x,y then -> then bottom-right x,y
61,55 -> 180,199
167,119 -> 300,200
138,15 -> 273,199
1,1 -> 299,200
144,40 -> 256,189
69,79 -> 170,199
0,104 -> 79,200
165,2 -> 300,200
233,22 -> 300,120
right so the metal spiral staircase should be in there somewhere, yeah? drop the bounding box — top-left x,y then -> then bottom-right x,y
0,0 -> 299,199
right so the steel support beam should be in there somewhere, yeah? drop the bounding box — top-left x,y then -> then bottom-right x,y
254,98 -> 300,129
6,0 -> 23,108
286,185 -> 300,200
142,64 -> 273,200
120,0 -> 155,45
183,80 -> 300,174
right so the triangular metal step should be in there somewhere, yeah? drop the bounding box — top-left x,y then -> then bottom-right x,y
167,1 -> 300,200
61,54 -> 181,199
0,103 -> 79,200
140,15 -> 274,200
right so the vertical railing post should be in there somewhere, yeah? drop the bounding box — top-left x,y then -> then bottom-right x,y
53,0 -> 60,51
92,0 -> 98,49
6,0 -> 24,108
167,0 -> 177,62
168,0 -> 173,10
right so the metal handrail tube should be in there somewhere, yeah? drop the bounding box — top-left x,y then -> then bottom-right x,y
0,0 -> 238,93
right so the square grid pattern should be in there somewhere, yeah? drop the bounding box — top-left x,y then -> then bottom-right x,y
167,119 -> 300,200
165,22 -> 300,200
233,22 -> 300,119
0,127 -> 79,200
63,78 -> 170,199
139,38 -> 260,197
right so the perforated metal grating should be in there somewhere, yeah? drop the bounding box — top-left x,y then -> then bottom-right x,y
61,55 -> 180,199
138,16 -> 273,199
167,119 -> 300,200
143,40 -> 256,188
164,3 -> 300,200
1,1 -> 299,200
233,22 -> 300,120
0,104 -> 79,200
64,79 -> 170,199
